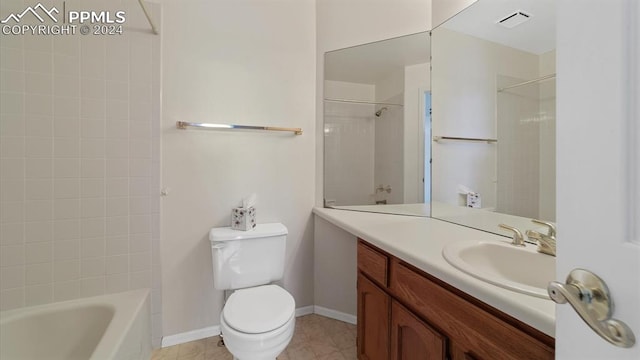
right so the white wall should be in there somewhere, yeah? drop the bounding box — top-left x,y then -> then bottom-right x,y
159,0 -> 316,338
325,80 -> 376,103
374,71 -> 404,104
431,28 -> 539,210
432,0 -> 477,29
313,215 -> 357,317
317,0 -> 432,54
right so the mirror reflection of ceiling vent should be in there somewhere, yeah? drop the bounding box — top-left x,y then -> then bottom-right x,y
497,11 -> 532,29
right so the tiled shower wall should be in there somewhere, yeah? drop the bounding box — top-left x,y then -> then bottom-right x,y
0,0 -> 161,346
323,80 -> 376,206
324,100 -> 376,206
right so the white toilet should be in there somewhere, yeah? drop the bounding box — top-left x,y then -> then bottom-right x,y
209,223 -> 295,360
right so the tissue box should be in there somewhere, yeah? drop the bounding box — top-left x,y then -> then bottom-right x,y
466,192 -> 481,208
231,207 -> 256,231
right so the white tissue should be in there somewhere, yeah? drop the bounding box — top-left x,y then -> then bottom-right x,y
457,185 -> 474,195
241,193 -> 257,209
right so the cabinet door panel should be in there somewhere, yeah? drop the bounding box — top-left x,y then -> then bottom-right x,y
450,344 -> 480,360
358,273 -> 390,360
391,300 -> 446,360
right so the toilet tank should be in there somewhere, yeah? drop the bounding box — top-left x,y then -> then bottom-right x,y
209,223 -> 288,290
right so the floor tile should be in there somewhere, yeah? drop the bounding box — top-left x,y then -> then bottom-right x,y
154,314 -> 356,360
341,346 -> 358,360
151,345 -> 178,360
318,352 -> 347,360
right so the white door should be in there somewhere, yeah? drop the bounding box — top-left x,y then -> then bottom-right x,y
556,0 -> 640,358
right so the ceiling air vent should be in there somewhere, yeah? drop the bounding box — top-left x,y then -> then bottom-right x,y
497,11 -> 532,29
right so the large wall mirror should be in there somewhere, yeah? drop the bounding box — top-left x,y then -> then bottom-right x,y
323,32 -> 432,217
431,0 -> 556,236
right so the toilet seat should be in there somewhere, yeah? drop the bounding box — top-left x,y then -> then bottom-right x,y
223,285 -> 295,334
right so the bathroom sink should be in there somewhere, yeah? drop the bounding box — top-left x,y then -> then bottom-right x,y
442,240 -> 555,299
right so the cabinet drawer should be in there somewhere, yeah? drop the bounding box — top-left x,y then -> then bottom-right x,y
358,240 -> 389,287
390,260 -> 554,360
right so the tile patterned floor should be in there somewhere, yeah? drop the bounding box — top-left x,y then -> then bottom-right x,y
152,314 -> 357,360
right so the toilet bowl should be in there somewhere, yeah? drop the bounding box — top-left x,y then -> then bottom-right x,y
220,285 -> 296,360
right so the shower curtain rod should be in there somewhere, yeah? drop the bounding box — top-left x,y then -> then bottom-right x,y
324,98 -> 404,107
497,73 -> 556,92
137,0 -> 158,35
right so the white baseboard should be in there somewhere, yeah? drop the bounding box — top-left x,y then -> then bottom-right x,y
161,305 -> 321,348
296,305 -> 315,317
161,325 -> 221,348
313,305 -> 357,325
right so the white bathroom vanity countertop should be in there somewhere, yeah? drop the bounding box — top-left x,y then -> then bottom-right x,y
313,207 -> 556,337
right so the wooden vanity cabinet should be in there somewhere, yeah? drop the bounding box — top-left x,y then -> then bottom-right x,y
356,239 -> 554,360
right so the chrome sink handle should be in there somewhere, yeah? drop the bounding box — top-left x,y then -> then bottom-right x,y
531,218 -> 556,237
526,230 -> 556,256
548,269 -> 635,348
528,219 -> 556,256
498,224 -> 525,246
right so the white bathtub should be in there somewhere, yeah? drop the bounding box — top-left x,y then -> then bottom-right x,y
0,289 -> 152,360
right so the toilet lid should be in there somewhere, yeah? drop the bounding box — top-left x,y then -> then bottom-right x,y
223,285 -> 295,334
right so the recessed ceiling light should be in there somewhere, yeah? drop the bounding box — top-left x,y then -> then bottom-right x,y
497,11 -> 532,29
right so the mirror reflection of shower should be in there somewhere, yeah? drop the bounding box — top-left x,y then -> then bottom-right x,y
323,31 -> 431,215
323,99 -> 404,206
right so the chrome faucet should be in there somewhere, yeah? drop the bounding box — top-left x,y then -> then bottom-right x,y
525,219 -> 556,256
498,224 -> 525,246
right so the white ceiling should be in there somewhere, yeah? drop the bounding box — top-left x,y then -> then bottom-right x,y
441,0 -> 556,55
324,32 -> 430,84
